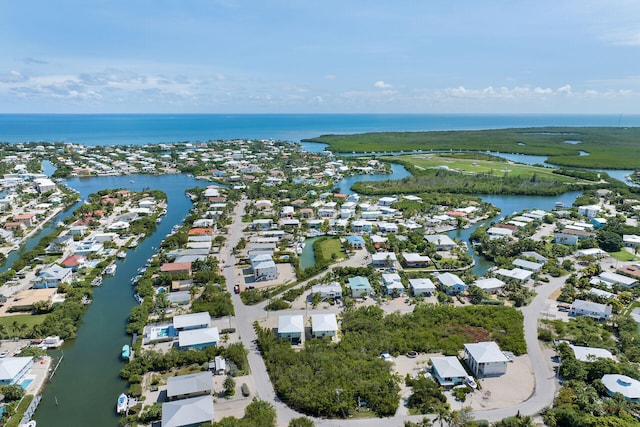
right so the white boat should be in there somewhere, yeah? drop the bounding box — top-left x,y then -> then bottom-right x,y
116,251 -> 127,259
21,421 -> 36,427
116,393 -> 128,414
105,263 -> 117,275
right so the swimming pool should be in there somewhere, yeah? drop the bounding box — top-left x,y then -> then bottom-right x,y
20,379 -> 33,389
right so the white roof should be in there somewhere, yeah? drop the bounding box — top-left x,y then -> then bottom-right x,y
437,272 -> 464,287
513,259 -> 543,271
167,372 -> 213,398
570,345 -> 615,362
464,342 -> 509,364
311,313 -> 338,332
424,235 -> 456,246
599,272 -> 637,287
486,227 -> 513,236
409,278 -> 436,290
162,395 -> 215,427
602,374 -> 640,400
473,278 -> 505,291
278,315 -> 304,334
178,327 -> 220,347
495,268 -> 532,281
371,252 -> 397,261
173,312 -> 211,330
431,356 -> 467,379
312,282 -> 342,293
0,357 -> 33,382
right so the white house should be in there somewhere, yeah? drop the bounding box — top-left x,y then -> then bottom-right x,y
486,227 -> 514,239
602,375 -> 640,402
382,273 -> 404,296
431,356 -> 468,388
162,395 -> 215,427
371,252 -> 397,267
424,235 -> 456,251
402,252 -> 431,268
473,278 -> 506,294
0,357 -> 34,385
623,235 -> 640,248
36,265 -> 73,288
513,258 -> 543,272
311,313 -> 338,338
570,299 -> 612,320
409,278 -> 436,296
569,345 -> 615,362
178,327 -> 220,350
311,282 -> 343,300
278,315 -> 304,343
166,371 -> 213,401
173,312 -> 211,331
578,205 -> 602,219
592,272 -> 638,288
495,268 -> 533,283
463,341 -> 509,377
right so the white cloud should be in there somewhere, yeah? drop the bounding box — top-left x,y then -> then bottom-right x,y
557,84 -> 572,95
374,80 -> 392,88
324,74 -> 337,80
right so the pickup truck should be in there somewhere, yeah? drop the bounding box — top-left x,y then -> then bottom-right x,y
233,284 -> 241,294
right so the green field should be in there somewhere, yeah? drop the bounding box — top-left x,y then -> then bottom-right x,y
316,237 -> 346,261
303,127 -> 640,169
391,153 -> 599,184
0,314 -> 48,330
609,250 -> 639,262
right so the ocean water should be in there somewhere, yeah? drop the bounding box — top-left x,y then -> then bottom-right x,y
0,114 -> 639,145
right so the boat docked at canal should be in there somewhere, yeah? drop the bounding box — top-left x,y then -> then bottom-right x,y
116,393 -> 128,414
105,263 -> 117,275
116,251 -> 127,259
121,345 -> 130,360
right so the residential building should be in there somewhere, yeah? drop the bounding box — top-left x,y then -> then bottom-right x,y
371,252 -> 397,267
570,299 -> 612,320
409,278 -> 436,296
569,345 -> 615,362
424,235 -> 456,251
601,375 -> 640,402
173,312 -> 211,331
578,205 -> 602,218
35,265 -> 73,288
160,262 -> 193,276
345,235 -> 366,249
311,313 -> 339,338
402,252 -> 431,268
436,272 -> 467,295
348,276 -> 372,298
161,395 -> 215,427
591,272 -> 638,288
167,372 -> 213,401
178,327 -> 220,350
0,357 -> 34,385
473,278 -> 506,294
382,273 -> 404,296
431,356 -> 467,388
278,315 -> 304,344
513,259 -> 543,272
463,342 -> 509,377
495,268 -> 533,283
311,282 -> 343,300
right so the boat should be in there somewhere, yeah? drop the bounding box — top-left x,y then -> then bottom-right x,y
555,201 -> 564,208
116,251 -> 127,259
22,421 -> 36,427
116,393 -> 128,414
465,376 -> 477,389
121,345 -> 131,360
105,263 -> 117,275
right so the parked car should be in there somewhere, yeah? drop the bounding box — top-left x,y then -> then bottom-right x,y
233,284 -> 241,294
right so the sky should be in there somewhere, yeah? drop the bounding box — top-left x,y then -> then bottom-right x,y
0,0 -> 639,114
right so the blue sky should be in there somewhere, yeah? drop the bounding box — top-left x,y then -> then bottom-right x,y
1,0 -> 639,113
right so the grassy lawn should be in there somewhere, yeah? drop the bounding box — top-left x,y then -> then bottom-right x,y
609,250 -> 640,262
317,238 -> 346,261
0,314 -> 48,329
388,154 -> 597,184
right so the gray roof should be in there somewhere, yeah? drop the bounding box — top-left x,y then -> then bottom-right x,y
464,342 -> 510,364
437,272 -> 464,287
278,315 -> 304,334
173,312 -> 211,330
162,395 -> 215,427
167,372 -> 213,398
431,356 -> 467,379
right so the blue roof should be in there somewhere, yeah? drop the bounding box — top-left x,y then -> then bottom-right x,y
346,235 -> 366,245
348,276 -> 371,289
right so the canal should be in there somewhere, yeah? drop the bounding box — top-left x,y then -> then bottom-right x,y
34,174 -> 202,427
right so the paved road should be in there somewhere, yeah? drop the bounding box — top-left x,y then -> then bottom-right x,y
220,196 -> 561,426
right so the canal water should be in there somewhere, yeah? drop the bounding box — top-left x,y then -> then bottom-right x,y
34,174 -> 202,427
299,237 -> 319,270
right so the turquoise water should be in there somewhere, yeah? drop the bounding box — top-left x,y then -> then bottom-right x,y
34,174 -> 203,427
20,379 -> 33,389
299,237 -> 319,270
1,114 -> 639,145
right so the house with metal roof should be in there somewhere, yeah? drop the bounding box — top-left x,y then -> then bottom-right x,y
161,395 -> 215,427
436,272 -> 467,295
602,375 -> 640,402
570,299 -> 612,320
347,276 -> 372,298
311,313 -> 338,338
167,372 -> 213,401
463,341 -> 509,377
409,278 -> 436,296
173,312 -> 211,331
278,315 -> 304,344
0,357 -> 33,385
431,356 -> 467,388
178,327 -> 220,350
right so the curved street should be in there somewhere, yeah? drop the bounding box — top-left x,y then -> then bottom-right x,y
221,196 -> 561,426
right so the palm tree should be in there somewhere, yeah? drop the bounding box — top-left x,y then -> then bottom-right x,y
434,405 -> 450,427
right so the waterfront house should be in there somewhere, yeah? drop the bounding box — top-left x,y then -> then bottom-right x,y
167,372 -> 213,401
311,282 -> 343,300
311,313 -> 339,338
345,235 -> 366,249
173,312 -> 210,332
252,219 -> 273,230
167,291 -> 191,306
0,357 -> 34,385
348,276 -> 372,298
161,395 -> 215,427
35,265 -> 73,288
402,252 -> 431,268
409,278 -> 436,296
60,255 -> 87,271
278,315 -> 304,344
14,213 -> 36,228
178,327 -> 220,350
486,227 -> 514,239
578,205 -> 602,218
513,258 -> 543,272
424,235 -> 456,251
601,375 -> 640,402
463,341 -> 509,377
160,262 -> 192,276
570,299 -> 612,320
47,235 -> 74,253
431,356 -> 467,389
436,272 -> 467,295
